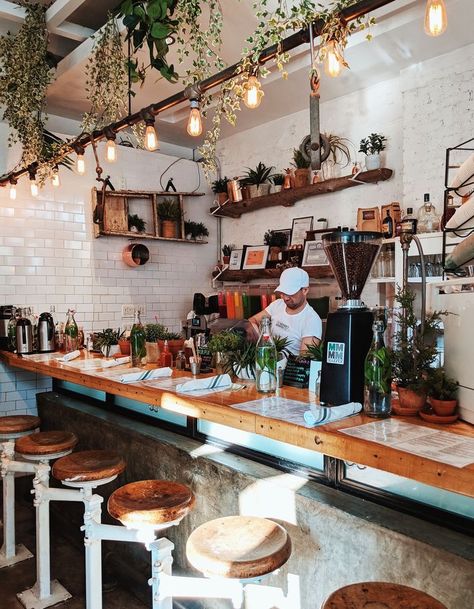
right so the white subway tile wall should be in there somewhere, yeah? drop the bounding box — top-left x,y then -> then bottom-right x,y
0,141 -> 216,414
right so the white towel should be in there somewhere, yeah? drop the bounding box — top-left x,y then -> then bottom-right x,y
59,350 -> 81,362
176,374 -> 232,395
304,402 -> 362,426
102,356 -> 130,368
119,367 -> 172,383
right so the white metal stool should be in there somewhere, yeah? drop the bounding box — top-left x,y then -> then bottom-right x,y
52,449 -> 127,609
0,414 -> 40,568
14,430 -> 78,609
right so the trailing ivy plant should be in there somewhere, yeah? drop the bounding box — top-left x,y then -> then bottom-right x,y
0,3 -> 53,169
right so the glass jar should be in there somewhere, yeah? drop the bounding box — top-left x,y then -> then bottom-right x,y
175,350 -> 186,370
64,309 -> 79,352
364,320 -> 392,418
255,317 -> 277,393
417,193 -> 440,233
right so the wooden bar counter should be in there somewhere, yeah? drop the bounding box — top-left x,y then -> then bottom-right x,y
1,350 -> 473,499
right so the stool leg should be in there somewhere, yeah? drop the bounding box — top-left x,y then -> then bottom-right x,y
0,442 -> 33,568
149,538 -> 174,609
83,491 -> 104,609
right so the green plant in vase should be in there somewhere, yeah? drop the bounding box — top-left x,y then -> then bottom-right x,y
221,243 -> 234,264
128,214 -> 146,233
94,328 -> 123,357
359,133 -> 387,171
242,162 -> 274,197
157,198 -> 182,239
291,149 -> 311,188
184,220 -> 209,240
427,367 -> 458,416
211,177 -> 229,204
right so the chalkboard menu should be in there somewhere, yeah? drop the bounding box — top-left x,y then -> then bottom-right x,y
282,355 -> 311,388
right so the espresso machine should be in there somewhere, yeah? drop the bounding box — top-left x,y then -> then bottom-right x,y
38,312 -> 56,352
320,231 -> 382,405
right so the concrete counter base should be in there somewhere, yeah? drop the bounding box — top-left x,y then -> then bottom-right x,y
37,391 -> 474,609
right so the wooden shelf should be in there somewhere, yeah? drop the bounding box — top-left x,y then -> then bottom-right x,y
210,168 -> 393,218
97,230 -> 208,244
214,266 -> 334,283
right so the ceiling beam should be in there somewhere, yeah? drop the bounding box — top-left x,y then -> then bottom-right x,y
46,0 -> 88,29
0,0 -> 93,42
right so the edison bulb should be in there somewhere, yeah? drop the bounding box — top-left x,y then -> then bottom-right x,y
9,183 -> 16,200
106,138 -> 117,162
187,105 -> 203,137
243,75 -> 264,109
76,153 -> 85,175
424,0 -> 447,36
51,168 -> 60,187
324,41 -> 343,78
144,124 -> 158,151
30,179 -> 38,197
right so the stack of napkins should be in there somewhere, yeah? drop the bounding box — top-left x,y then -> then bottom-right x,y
304,402 -> 362,427
119,367 -> 172,383
176,374 -> 232,395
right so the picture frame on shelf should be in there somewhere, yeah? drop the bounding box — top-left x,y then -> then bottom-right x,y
242,245 -> 269,270
290,216 -> 313,247
272,228 -> 291,244
302,237 -> 328,267
228,248 -> 244,270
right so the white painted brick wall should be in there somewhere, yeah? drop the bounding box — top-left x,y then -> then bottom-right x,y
0,139 -> 217,415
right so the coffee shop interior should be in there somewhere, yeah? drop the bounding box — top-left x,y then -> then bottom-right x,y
0,1 -> 473,609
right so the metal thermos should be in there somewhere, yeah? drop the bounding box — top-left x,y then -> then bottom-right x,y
227,178 -> 242,203
0,305 -> 15,350
38,312 -> 56,353
16,318 -> 34,355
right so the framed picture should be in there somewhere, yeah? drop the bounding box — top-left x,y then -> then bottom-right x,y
228,248 -> 244,270
242,245 -> 269,270
271,228 -> 291,246
302,237 -> 328,267
290,216 -> 313,247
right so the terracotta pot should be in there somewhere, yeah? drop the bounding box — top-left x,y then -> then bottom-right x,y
118,339 -> 130,356
397,386 -> 426,411
294,168 -> 310,188
161,220 -> 178,239
158,338 -> 185,359
122,243 -> 150,267
241,186 -> 250,200
223,256 -> 230,264
217,192 -> 227,205
430,398 -> 457,416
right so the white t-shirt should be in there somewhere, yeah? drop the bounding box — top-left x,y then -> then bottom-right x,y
265,299 -> 322,355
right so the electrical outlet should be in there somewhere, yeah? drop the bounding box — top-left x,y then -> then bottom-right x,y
121,304 -> 146,318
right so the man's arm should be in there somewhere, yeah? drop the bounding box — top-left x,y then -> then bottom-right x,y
300,336 -> 321,354
248,309 -> 270,339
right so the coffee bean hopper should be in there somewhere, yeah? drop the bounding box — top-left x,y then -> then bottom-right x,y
320,231 -> 382,405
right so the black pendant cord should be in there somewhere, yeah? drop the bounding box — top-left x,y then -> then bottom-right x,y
0,0 -> 396,187
127,37 -> 132,118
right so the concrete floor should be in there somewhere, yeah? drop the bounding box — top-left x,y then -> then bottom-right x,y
0,499 -> 148,609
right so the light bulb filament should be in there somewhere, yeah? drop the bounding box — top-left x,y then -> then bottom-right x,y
144,124 -> 158,151
187,101 -> 203,137
106,138 -> 117,162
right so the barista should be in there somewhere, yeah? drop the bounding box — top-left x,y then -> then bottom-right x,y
249,267 -> 322,355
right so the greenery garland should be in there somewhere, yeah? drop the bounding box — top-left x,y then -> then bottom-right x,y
0,3 -> 52,169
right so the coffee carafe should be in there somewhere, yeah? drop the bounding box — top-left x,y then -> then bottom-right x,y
38,312 -> 55,353
16,313 -> 34,355
0,305 -> 15,350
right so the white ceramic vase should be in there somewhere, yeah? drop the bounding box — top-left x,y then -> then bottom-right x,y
365,154 -> 381,170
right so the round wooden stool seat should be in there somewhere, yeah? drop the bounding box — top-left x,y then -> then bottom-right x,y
15,431 -> 78,456
52,450 -> 125,483
186,516 -> 291,580
322,582 -> 448,609
0,415 -> 41,435
108,480 -> 195,527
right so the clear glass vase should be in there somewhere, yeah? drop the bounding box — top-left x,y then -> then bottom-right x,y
364,320 -> 392,418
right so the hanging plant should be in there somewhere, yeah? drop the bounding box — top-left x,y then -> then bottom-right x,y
0,3 -> 53,168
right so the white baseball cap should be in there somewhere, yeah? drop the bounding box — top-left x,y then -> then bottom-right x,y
275,267 -> 309,296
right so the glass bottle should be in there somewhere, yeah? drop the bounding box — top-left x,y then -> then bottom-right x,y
255,317 -> 277,393
364,320 -> 392,418
441,194 -> 457,230
175,350 -> 186,370
130,309 -> 146,367
401,207 -> 417,234
160,339 -> 173,367
417,193 -> 440,233
64,309 -> 79,352
382,209 -> 393,238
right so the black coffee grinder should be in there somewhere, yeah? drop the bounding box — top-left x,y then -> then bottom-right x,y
320,231 -> 382,405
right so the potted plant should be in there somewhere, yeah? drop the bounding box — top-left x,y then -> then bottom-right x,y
303,340 -> 324,394
118,334 -> 130,355
185,220 -> 209,241
427,368 -> 459,416
242,162 -> 274,198
321,134 -> 352,180
226,335 -> 290,380
291,148 -> 311,188
270,173 -> 285,194
264,230 -> 288,264
94,328 -> 123,358
145,323 -> 163,363
128,213 -> 146,233
359,133 -> 387,171
391,288 -> 445,413
222,243 -> 234,265
156,326 -> 185,359
211,177 -> 229,205
157,198 -> 182,239
317,217 -> 328,230
207,331 -> 243,374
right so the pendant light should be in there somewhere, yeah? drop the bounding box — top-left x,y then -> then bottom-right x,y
243,73 -> 264,109
104,129 -> 117,162
51,166 -> 60,187
74,144 -> 86,175
323,40 -> 343,78
187,100 -> 203,137
28,168 -> 38,197
142,111 -> 158,151
424,0 -> 447,37
9,178 -> 17,200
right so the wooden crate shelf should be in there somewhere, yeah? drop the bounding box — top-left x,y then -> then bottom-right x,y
210,168 -> 393,218
214,266 -> 334,283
